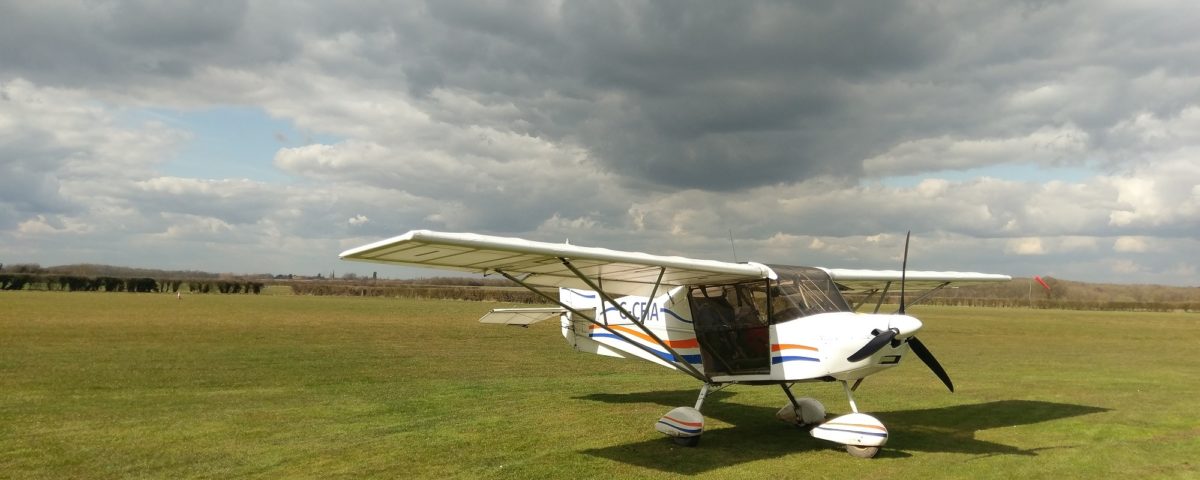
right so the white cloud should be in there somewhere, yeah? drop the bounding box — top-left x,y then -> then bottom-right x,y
154,214 -> 234,240
536,214 -> 598,233
862,124 -> 1090,176
16,214 -> 93,235
1059,236 -> 1099,252
1111,259 -> 1143,275
1006,237 -> 1047,256
1113,236 -> 1149,253
1104,158 -> 1200,228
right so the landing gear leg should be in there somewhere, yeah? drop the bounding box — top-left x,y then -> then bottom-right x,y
842,379 -> 859,413
695,382 -> 712,410
775,383 -> 826,427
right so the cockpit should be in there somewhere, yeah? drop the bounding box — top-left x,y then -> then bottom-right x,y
686,265 -> 852,376
765,265 -> 853,322
687,266 -> 851,326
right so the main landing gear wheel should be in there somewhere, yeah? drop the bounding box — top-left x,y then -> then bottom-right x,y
845,445 -> 880,458
672,435 -> 701,447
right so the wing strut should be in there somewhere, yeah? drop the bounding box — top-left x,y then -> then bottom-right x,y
893,281 -> 952,313
850,288 -> 880,311
872,282 -> 892,313
492,267 -> 710,383
558,259 -> 710,382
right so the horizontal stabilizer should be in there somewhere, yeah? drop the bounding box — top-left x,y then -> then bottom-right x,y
479,307 -> 567,326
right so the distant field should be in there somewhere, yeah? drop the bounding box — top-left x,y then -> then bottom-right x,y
2,292 -> 1197,478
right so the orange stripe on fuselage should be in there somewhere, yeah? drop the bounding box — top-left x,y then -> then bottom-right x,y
822,422 -> 887,432
589,324 -> 700,349
772,343 -> 818,352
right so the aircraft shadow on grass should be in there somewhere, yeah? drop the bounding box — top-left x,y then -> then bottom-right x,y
576,390 -> 1109,474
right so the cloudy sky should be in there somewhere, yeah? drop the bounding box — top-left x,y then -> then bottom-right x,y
2,1 -> 1198,285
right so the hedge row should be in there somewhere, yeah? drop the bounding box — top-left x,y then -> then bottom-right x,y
291,283 -> 1195,312
290,283 -> 546,303
186,281 -> 264,294
919,297 -> 1196,312
0,274 -> 263,294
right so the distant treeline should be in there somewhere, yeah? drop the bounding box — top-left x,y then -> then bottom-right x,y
3,262 -> 226,280
869,297 -> 1197,312
848,276 -> 1199,312
5,262 -> 1198,311
290,282 -> 546,303
0,273 -> 264,294
293,275 -> 1198,312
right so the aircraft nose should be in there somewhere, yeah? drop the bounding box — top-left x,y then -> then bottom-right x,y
890,315 -> 923,337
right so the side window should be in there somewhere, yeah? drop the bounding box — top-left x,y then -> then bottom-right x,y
689,286 -> 736,330
770,287 -> 805,322
689,282 -> 770,328
767,270 -> 852,323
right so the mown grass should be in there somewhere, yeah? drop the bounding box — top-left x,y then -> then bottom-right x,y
1,291 -> 1197,478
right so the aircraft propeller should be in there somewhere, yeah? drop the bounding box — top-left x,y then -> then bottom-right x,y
846,328 -> 897,362
844,232 -> 955,392
907,335 -> 953,391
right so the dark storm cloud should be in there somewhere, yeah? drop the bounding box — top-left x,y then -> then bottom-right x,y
390,1 -> 957,189
364,1 -> 1197,190
6,1 -> 1199,191
0,0 -> 292,86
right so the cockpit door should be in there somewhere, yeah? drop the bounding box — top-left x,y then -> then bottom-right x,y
688,283 -> 771,376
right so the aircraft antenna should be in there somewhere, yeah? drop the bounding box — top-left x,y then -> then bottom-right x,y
728,229 -> 739,262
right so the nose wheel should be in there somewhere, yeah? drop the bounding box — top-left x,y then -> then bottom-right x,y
808,381 -> 889,458
845,445 -> 881,458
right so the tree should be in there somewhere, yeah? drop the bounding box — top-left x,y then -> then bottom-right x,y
1043,277 -> 1069,300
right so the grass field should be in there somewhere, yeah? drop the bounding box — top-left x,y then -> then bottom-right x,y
2,291 -> 1197,478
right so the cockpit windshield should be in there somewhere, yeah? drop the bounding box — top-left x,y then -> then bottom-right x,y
766,265 -> 852,323
683,266 -> 851,376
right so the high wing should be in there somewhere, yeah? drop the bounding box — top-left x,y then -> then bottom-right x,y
818,268 -> 1011,311
339,230 -> 774,297
821,268 -> 1011,289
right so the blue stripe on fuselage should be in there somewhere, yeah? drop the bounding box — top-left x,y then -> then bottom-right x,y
589,333 -> 702,364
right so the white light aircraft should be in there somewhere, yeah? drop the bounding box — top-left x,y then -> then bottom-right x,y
340,230 -> 1010,458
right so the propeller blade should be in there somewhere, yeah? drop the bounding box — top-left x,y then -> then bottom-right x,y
847,328 -> 898,362
899,231 -> 910,315
907,336 -> 954,392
